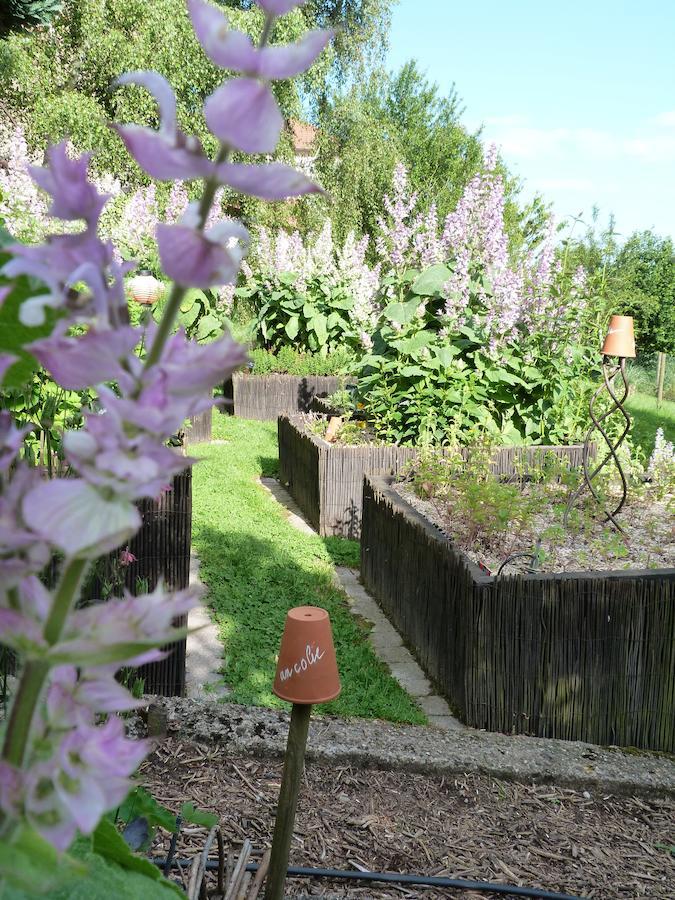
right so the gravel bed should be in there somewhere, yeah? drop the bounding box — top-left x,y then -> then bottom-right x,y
395,482 -> 674,575
142,738 -> 675,899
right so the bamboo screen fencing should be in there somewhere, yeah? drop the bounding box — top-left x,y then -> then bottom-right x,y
361,475 -> 675,751
1,470 -> 193,700
279,415 -> 589,540
227,374 -> 347,421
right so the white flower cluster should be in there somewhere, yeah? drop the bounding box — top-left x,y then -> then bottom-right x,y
646,428 -> 675,490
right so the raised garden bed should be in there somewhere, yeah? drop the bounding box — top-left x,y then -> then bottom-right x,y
278,414 -> 588,539
183,407 -> 213,446
360,474 -> 675,751
224,374 -> 348,421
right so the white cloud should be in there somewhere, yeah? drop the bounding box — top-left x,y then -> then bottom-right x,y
652,111 -> 675,127
480,116 -> 675,164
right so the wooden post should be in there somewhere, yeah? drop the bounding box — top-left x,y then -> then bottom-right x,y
264,703 -> 312,900
656,351 -> 666,408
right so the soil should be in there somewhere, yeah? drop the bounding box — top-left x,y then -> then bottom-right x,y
142,738 -> 675,899
396,482 -> 675,575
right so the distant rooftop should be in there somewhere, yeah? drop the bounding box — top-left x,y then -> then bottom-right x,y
289,119 -> 318,155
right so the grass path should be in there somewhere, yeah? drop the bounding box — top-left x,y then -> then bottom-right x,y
626,391 -> 675,455
190,414 -> 425,724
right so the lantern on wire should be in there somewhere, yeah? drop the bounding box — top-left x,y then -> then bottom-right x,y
564,315 -> 636,533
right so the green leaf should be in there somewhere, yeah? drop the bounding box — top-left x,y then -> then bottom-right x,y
116,787 -> 177,834
0,825 -> 84,895
278,272 -> 297,286
284,316 -> 299,340
411,264 -> 452,296
308,313 -> 328,345
179,802 -> 218,829
383,297 -> 419,325
434,345 -> 461,368
0,278 -> 59,388
391,331 -> 435,354
92,819 -> 182,894
196,313 -> 221,342
302,303 -> 317,319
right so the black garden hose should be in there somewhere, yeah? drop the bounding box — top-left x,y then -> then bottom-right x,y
152,856 -> 587,899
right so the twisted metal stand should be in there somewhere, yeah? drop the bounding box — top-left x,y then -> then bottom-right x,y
564,357 -> 631,533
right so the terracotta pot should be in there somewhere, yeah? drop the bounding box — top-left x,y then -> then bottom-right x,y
602,315 -> 635,358
128,271 -> 164,305
273,606 -> 341,704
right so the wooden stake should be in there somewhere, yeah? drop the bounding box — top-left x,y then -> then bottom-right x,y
264,703 -> 312,900
656,351 -> 666,408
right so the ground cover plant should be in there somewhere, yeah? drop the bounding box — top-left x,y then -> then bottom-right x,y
191,414 -> 422,722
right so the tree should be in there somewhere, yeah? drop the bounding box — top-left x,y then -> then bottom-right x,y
610,231 -> 675,354
313,61 -> 548,252
0,0 -> 393,184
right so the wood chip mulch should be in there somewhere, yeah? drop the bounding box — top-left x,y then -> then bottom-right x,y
141,738 -> 675,899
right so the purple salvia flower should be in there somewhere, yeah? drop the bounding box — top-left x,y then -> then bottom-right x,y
205,78 -> 284,154
188,0 -> 331,80
28,143 -> 107,225
114,72 -> 215,182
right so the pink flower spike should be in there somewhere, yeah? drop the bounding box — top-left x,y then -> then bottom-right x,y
28,143 -> 106,225
22,478 -> 140,559
257,30 -> 332,80
114,71 -> 215,181
204,78 -> 283,154
28,326 -> 140,391
157,216 -> 249,288
216,162 -> 323,199
113,125 -> 215,182
188,0 -> 259,70
115,71 -> 177,136
119,547 -> 136,566
257,0 -> 307,14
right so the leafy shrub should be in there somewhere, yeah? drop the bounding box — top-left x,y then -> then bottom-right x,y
354,159 -> 605,447
238,221 -> 380,354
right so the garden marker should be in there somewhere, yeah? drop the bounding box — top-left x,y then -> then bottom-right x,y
265,606 -> 341,900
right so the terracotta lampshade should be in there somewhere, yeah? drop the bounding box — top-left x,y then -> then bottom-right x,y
601,315 -> 636,358
273,606 -> 341,705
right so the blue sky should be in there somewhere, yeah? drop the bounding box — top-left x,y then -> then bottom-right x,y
386,0 -> 675,241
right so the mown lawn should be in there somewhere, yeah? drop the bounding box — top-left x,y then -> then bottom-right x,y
626,391 -> 675,456
190,414 -> 425,724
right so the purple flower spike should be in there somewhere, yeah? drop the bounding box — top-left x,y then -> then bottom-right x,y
157,214 -> 249,288
114,72 -> 215,181
115,71 -> 178,135
257,0 -> 307,14
216,162 -> 322,199
204,78 -> 283,154
189,1 -> 330,80
28,143 -> 106,225
23,478 -> 140,559
28,327 -> 140,391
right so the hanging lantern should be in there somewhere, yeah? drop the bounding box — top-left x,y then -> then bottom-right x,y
127,270 -> 164,305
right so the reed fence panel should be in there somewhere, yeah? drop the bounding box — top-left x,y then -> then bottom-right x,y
227,374 -> 347,421
361,475 -> 675,751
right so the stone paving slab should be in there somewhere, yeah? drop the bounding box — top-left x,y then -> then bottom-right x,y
185,552 -> 230,700
153,697 -> 675,798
